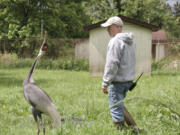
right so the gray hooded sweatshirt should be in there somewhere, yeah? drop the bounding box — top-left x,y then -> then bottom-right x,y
102,33 -> 136,87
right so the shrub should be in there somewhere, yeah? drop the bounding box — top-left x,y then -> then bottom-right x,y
0,56 -> 89,71
0,53 -> 18,63
169,43 -> 180,55
1,38 -> 75,59
152,55 -> 180,71
152,60 -> 164,71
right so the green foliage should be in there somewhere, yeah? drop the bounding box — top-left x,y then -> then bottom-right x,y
169,43 -> 180,55
152,60 -> 165,71
120,0 -> 180,38
152,53 -> 180,71
58,2 -> 90,38
37,59 -> 89,71
0,0 -> 91,39
121,0 -> 173,27
0,38 -> 76,58
174,2 -> 180,17
0,58 -> 89,71
0,69 -> 180,135
83,0 -> 180,38
83,0 -> 118,23
0,0 -> 91,58
0,53 -> 18,63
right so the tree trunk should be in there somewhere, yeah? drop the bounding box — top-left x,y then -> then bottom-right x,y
116,0 -> 122,13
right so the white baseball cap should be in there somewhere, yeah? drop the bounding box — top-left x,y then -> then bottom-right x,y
101,16 -> 123,27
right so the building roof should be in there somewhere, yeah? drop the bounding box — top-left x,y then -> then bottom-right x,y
152,29 -> 167,41
84,15 -> 159,32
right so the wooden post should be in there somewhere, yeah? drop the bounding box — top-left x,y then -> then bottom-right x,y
123,106 -> 137,126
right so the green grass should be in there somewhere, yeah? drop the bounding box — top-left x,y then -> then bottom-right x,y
0,69 -> 180,135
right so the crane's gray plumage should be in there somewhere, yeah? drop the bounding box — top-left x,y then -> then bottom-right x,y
23,40 -> 61,135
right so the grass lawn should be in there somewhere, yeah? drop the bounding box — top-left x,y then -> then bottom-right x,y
0,68 -> 179,135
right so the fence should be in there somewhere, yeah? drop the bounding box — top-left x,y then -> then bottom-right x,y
152,39 -> 180,61
0,38 -> 81,59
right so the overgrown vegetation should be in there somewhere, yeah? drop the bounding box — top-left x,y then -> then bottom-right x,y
152,43 -> 180,71
84,0 -> 180,38
0,0 -> 90,39
169,43 -> 180,55
0,38 -> 89,71
0,69 -> 179,135
0,38 -> 76,58
1,0 -> 180,58
0,54 -> 89,71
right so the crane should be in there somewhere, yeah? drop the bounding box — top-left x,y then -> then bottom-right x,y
23,39 -> 61,135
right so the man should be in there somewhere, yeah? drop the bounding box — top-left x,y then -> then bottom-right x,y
101,16 -> 140,131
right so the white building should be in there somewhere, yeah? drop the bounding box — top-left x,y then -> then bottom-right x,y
79,15 -> 159,76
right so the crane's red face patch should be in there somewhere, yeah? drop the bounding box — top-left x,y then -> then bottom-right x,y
42,43 -> 48,51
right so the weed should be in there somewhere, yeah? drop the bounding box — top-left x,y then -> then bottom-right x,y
0,69 -> 179,135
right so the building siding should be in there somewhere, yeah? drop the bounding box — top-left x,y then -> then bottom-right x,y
75,39 -> 89,60
89,22 -> 152,77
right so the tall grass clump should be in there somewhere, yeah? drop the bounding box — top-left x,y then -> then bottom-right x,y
0,54 -> 89,71
0,53 -> 18,63
0,69 -> 179,135
152,43 -> 180,71
169,43 -> 180,55
37,59 -> 89,71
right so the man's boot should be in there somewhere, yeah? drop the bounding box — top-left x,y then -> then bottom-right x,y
123,106 -> 141,131
113,121 -> 125,130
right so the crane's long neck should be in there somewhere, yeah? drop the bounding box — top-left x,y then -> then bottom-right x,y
23,56 -> 39,85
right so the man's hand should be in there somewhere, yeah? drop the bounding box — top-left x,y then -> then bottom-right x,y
102,86 -> 108,94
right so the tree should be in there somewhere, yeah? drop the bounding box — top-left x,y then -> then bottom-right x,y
83,0 -> 118,23
121,0 -> 180,38
0,0 -> 90,39
83,0 -> 180,38
116,0 -> 122,13
172,1 -> 180,38
121,0 -> 168,28
174,1 -> 180,17
0,0 -> 91,56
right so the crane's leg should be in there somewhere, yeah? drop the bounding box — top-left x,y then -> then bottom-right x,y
123,106 -> 140,131
32,108 -> 40,135
38,113 -> 45,135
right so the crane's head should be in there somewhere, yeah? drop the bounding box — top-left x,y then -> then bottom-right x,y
37,39 -> 48,57
42,43 -> 48,51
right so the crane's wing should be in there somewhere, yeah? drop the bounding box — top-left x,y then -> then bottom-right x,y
23,83 -> 54,113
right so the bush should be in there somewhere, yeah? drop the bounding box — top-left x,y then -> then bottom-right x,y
169,43 -> 180,55
0,53 -> 18,63
1,38 -> 75,59
152,44 -> 180,71
152,55 -> 180,71
0,57 -> 89,71
152,60 -> 164,71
